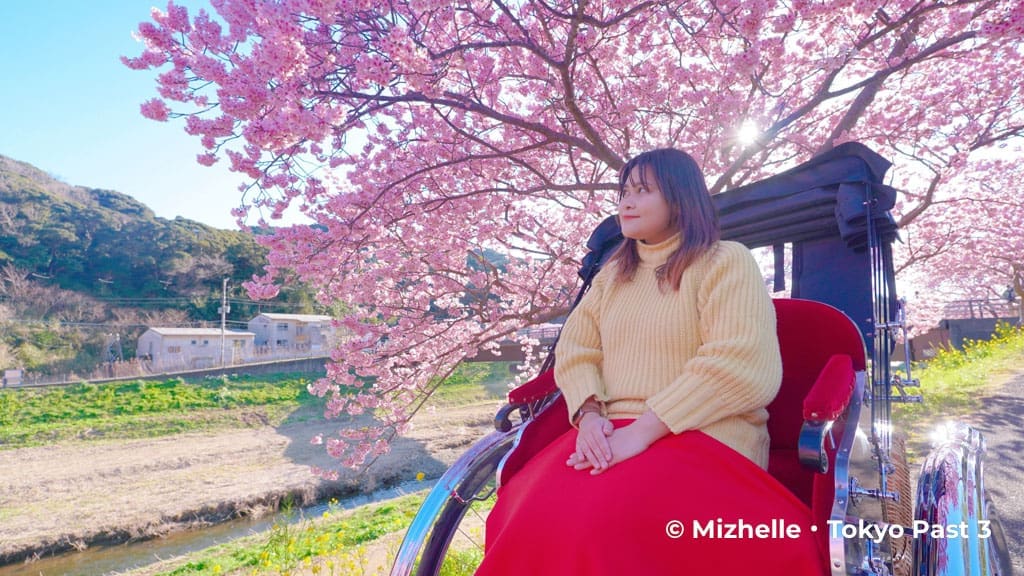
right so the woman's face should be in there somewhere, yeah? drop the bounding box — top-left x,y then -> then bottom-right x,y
619,165 -> 675,244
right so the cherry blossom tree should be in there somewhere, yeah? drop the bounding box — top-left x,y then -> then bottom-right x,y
898,157 -> 1024,327
126,0 -> 1024,468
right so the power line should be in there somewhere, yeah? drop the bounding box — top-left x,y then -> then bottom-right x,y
226,297 -> 328,310
2,315 -> 333,330
1,319 -> 229,329
91,297 -> 196,302
2,293 -> 328,308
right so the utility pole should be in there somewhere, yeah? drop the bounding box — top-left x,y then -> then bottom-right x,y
219,278 -> 230,367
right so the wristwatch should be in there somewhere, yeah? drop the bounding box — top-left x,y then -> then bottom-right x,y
572,398 -> 607,428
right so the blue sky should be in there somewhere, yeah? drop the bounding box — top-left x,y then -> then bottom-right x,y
0,1 -> 257,230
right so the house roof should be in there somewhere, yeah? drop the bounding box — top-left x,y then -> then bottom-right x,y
145,328 -> 255,337
252,313 -> 334,323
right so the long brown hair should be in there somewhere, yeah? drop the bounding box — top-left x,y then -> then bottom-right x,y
610,148 -> 720,291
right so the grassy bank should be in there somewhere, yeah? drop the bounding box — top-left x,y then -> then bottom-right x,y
128,490 -> 495,576
894,321 -> 1024,442
0,373 -> 316,448
146,492 -> 427,576
0,362 -> 513,449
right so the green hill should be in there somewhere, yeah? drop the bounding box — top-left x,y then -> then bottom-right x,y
0,154 -> 265,298
0,155 -> 325,377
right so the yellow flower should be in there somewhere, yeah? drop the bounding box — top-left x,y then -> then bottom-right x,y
415,471 -> 425,482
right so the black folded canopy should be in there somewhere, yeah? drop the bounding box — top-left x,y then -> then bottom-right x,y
715,141 -> 898,251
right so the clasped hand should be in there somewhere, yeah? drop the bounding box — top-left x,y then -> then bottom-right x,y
567,411 -> 667,475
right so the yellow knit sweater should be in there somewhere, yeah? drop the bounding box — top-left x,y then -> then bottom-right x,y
554,235 -> 782,468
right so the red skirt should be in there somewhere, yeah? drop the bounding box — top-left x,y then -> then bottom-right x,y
477,422 -> 826,575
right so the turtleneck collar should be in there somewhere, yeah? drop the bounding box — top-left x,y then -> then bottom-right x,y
635,233 -> 681,267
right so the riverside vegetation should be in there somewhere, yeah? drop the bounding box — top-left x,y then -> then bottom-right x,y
0,374 -> 311,448
129,491 -> 493,576
0,363 -> 509,448
0,362 -> 510,575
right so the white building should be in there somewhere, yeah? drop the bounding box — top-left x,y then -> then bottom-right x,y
247,313 -> 337,353
136,327 -> 256,370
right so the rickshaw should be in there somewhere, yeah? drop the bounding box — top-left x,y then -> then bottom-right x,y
390,142 -> 1014,576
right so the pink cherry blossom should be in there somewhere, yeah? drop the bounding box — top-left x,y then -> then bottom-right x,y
128,0 -> 1024,470
139,98 -> 170,121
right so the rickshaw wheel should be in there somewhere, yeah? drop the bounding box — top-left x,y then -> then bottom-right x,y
986,499 -> 1014,576
413,451 -> 502,575
885,434 -> 914,576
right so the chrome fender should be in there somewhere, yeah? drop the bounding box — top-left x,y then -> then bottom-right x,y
913,423 -> 998,576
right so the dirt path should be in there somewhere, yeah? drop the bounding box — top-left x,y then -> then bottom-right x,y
963,370 -> 1024,573
0,400 -> 503,566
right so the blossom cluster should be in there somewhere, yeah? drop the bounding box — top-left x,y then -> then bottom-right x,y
128,0 -> 1024,469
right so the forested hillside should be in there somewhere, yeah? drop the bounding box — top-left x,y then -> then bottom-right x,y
0,155 -> 265,298
0,155 -> 327,377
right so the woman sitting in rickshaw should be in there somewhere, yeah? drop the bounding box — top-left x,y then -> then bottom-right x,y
475,148 -> 825,575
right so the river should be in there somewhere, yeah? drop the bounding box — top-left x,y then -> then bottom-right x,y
0,479 -> 427,576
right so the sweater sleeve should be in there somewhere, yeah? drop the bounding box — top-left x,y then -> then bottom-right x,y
554,272 -> 610,425
645,242 -> 782,434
